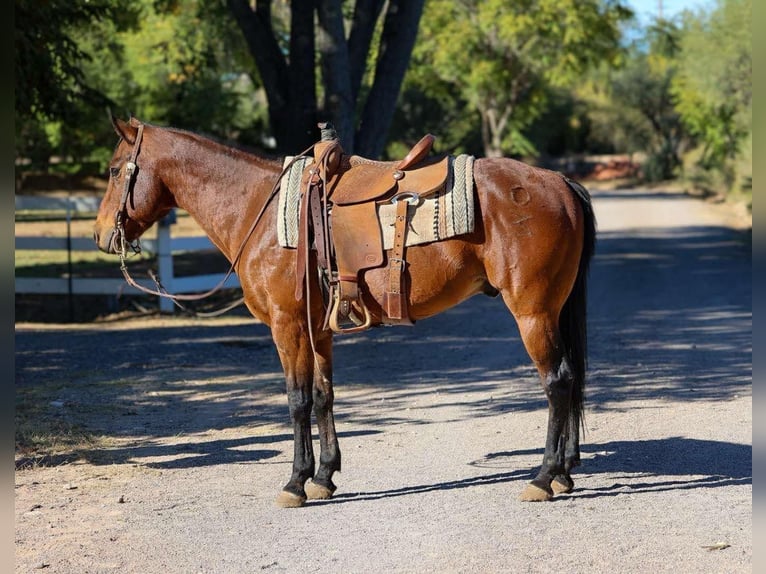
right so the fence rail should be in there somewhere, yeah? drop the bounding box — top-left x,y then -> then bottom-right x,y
15,195 -> 240,312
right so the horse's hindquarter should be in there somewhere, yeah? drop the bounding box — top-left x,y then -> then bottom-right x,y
474,157 -> 585,316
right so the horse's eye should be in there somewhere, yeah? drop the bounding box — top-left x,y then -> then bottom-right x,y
110,167 -> 120,179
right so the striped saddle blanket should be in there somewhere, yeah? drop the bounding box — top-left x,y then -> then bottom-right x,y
277,154 -> 475,250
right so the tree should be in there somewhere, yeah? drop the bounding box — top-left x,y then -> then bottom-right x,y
15,0 -> 264,171
672,0 -> 751,190
15,0 -> 141,169
412,0 -> 632,158
15,0 -> 137,123
614,20 -> 686,180
88,0 -> 263,142
226,0 -> 425,155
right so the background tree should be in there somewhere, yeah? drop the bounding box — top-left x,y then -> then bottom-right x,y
613,20 -> 686,180
14,0 -> 750,205
411,0 -> 632,158
15,0 -> 139,168
15,0 -> 137,122
672,0 -> 751,193
226,0 -> 425,155
15,0 -> 264,173
573,19 -> 688,181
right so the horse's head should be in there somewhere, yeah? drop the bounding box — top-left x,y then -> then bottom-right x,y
93,115 -> 176,254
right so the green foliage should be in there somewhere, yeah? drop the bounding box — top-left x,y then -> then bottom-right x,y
575,20 -> 686,181
574,65 -> 652,156
15,0 -> 140,172
672,0 -> 751,192
15,0 -> 267,175
412,0 -> 631,157
390,69 -> 484,158
14,0 -> 751,207
15,0 -> 139,122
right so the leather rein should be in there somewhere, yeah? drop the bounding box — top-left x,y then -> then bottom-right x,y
113,121 -> 312,310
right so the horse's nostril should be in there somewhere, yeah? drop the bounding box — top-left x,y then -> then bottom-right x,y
93,228 -> 117,253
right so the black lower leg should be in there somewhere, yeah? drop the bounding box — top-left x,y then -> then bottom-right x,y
312,383 -> 340,492
283,386 -> 315,497
532,358 -> 574,492
551,411 -> 581,487
564,417 -> 581,473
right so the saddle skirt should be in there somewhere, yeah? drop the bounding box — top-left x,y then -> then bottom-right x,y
277,153 -> 475,250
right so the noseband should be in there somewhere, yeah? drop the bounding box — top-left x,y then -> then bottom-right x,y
114,122 -> 145,263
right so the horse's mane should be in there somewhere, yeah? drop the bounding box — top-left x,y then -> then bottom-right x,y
149,121 -> 281,162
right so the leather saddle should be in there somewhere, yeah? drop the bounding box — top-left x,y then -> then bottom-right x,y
294,124 -> 449,334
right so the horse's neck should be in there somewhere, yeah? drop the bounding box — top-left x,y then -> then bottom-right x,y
162,134 -> 279,261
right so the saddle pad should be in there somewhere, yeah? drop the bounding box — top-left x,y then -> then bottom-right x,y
277,154 -> 475,249
378,154 -> 474,249
277,155 -> 311,248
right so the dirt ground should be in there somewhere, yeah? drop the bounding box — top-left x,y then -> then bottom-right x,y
15,183 -> 752,573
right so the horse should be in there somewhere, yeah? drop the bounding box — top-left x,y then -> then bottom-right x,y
94,116 -> 596,507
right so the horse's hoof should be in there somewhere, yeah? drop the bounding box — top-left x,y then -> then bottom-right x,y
305,481 -> 334,500
519,483 -> 553,502
551,476 -> 573,495
275,490 -> 306,508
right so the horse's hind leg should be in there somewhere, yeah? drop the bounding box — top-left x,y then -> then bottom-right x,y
515,313 -> 578,502
305,332 -> 341,500
551,420 -> 580,495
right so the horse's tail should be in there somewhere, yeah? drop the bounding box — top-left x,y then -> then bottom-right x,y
561,177 -> 597,434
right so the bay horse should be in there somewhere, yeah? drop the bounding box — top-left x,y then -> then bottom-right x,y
94,116 -> 596,507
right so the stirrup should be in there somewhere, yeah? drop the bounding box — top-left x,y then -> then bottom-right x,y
328,296 -> 373,334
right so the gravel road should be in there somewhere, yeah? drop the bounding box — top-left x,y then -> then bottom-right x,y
15,184 -> 752,573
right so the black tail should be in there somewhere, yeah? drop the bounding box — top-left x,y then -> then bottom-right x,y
561,177 -> 597,434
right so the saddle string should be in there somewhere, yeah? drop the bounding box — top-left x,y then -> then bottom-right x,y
114,124 -> 316,312
302,139 -> 343,357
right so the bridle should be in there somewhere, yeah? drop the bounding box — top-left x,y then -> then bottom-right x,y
113,123 -> 145,263
111,120 -> 313,312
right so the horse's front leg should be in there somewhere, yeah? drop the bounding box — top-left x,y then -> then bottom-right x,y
272,316 -> 316,508
305,330 -> 341,500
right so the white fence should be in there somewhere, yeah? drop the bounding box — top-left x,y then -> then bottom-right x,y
15,196 -> 240,312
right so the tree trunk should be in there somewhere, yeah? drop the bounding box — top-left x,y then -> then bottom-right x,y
480,107 -> 505,158
288,1 -> 318,151
354,0 -> 425,158
227,0 -> 317,153
347,0 -> 386,104
228,0 -> 423,157
317,0 -> 354,150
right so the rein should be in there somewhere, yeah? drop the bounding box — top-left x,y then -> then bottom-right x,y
113,122 -> 315,313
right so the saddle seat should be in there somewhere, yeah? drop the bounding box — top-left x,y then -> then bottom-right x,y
296,129 -> 450,334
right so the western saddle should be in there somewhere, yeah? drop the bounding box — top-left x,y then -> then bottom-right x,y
294,123 -> 450,334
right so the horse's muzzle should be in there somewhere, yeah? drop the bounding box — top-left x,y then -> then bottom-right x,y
93,227 -> 118,254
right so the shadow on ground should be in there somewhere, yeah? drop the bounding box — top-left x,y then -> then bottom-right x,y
306,437 -> 751,505
16,203 -> 751,471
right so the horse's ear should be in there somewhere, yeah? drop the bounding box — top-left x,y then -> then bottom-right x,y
110,113 -> 137,145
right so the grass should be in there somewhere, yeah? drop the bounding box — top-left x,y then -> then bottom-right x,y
15,249 -> 155,278
15,379 -> 135,469
15,384 -> 101,468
